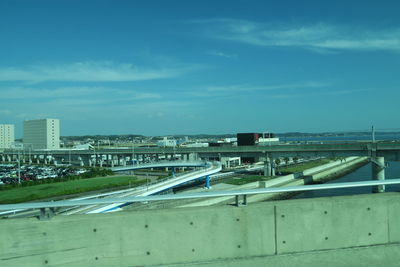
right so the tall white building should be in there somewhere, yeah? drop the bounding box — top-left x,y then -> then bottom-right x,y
23,119 -> 60,149
0,124 -> 15,149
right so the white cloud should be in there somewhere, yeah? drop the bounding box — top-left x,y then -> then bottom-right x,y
134,93 -> 162,100
0,61 -> 193,82
0,86 -> 164,109
197,19 -> 400,52
190,81 -> 329,97
207,51 -> 238,59
0,86 -> 95,99
266,88 -> 370,99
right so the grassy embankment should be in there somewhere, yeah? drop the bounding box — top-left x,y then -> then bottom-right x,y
224,159 -> 332,185
0,176 -> 147,204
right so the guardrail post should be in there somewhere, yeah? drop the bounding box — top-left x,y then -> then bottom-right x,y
39,207 -> 55,220
235,195 -> 247,207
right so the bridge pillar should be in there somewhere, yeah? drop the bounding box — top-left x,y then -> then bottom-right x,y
271,160 -> 276,176
372,157 -> 385,193
264,157 -> 276,177
264,157 -> 271,176
77,156 -> 83,166
189,153 -> 198,161
172,167 -> 175,177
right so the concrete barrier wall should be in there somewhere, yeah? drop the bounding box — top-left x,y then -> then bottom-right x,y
1,193 -> 400,266
302,156 -> 359,176
310,156 -> 368,182
258,156 -> 367,189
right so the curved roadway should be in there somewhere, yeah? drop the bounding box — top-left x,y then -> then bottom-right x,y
78,161 -> 222,214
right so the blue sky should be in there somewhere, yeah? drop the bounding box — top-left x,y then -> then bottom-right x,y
1,0 -> 400,137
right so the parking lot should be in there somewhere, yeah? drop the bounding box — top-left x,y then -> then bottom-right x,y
0,164 -> 88,185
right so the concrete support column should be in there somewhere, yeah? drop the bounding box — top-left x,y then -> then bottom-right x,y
189,153 -> 198,161
271,159 -> 276,176
264,157 -> 271,176
372,157 -> 385,193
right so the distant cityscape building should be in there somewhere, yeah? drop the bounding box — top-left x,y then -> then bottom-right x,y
237,132 -> 278,146
23,119 -> 60,149
157,137 -> 177,147
0,124 -> 15,149
237,133 -> 262,146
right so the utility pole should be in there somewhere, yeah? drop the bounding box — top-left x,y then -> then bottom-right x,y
132,139 -> 135,166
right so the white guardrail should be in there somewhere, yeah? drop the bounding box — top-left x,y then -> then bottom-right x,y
0,179 -> 399,213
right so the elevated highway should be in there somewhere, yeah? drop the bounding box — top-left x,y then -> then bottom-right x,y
110,160 -> 208,172
84,161 -> 221,213
2,141 -> 400,167
0,161 -> 221,216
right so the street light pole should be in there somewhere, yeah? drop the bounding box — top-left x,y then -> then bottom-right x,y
17,152 -> 21,184
132,141 -> 135,166
372,126 -> 376,143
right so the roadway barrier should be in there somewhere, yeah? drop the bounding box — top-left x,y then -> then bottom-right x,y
1,191 -> 400,266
